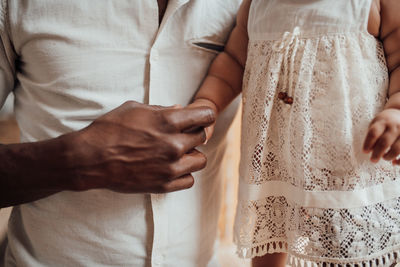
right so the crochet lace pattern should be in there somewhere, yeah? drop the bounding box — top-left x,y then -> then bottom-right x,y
234,31 -> 400,266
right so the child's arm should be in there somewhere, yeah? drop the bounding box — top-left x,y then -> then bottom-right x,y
363,0 -> 400,164
188,0 -> 251,140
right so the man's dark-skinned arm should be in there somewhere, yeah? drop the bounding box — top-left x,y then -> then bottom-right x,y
0,101 -> 215,208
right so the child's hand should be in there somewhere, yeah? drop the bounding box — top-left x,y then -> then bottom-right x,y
363,108 -> 400,164
187,98 -> 218,144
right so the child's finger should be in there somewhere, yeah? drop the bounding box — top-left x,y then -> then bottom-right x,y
392,158 -> 400,165
370,128 -> 397,162
383,137 -> 400,161
203,125 -> 215,145
203,131 -> 209,144
363,122 -> 386,153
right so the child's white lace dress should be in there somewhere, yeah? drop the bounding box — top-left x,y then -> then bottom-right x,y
234,0 -> 400,266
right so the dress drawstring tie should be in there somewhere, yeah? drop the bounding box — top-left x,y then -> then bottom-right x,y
272,26 -> 300,105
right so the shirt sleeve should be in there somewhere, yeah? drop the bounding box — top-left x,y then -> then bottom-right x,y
0,0 -> 16,109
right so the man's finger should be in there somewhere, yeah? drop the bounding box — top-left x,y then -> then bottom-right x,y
164,130 -> 206,159
175,129 -> 208,154
160,174 -> 195,193
164,106 -> 216,132
167,149 -> 207,180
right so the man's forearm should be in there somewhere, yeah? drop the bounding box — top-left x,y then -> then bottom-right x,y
0,133 -> 77,208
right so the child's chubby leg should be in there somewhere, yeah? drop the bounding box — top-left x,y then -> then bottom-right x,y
252,253 -> 288,267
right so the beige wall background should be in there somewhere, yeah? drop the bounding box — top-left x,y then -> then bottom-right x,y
0,103 -> 249,266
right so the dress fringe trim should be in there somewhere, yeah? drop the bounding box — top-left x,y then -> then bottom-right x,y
236,241 -> 400,266
236,240 -> 288,258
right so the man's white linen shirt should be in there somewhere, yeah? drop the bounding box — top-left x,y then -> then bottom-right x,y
0,1 -> 241,266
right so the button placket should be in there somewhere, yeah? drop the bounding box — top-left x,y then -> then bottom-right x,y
150,48 -> 159,61
148,2 -> 188,265
150,194 -> 167,267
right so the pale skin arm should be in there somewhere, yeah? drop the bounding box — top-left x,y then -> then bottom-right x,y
190,1 -> 289,266
189,0 -> 251,139
363,0 -> 400,164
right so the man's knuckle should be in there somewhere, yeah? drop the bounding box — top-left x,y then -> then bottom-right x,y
166,164 -> 179,178
175,143 -> 186,156
167,142 -> 184,159
160,112 -> 179,132
159,110 -> 169,121
161,110 -> 174,123
123,100 -> 136,108
160,139 -> 178,158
